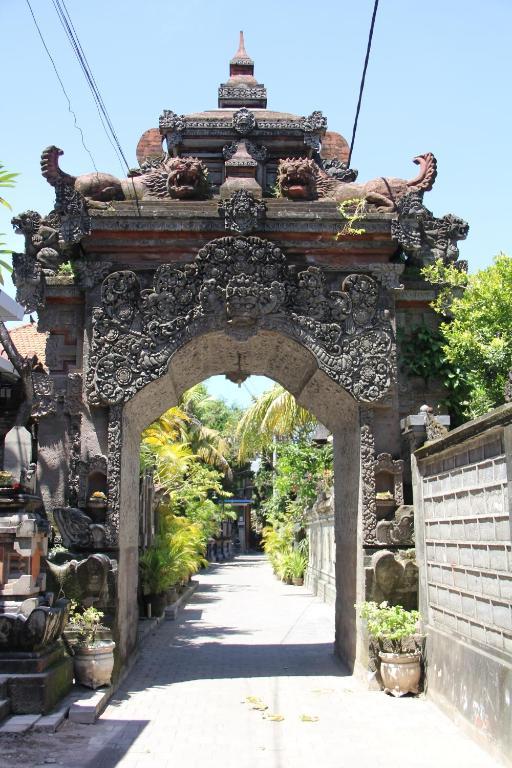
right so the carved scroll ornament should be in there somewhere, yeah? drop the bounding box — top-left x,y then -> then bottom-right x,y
86,236 -> 395,407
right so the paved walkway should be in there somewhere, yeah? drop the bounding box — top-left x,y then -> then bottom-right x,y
1,554 -> 503,768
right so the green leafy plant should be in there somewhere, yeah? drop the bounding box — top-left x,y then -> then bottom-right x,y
422,253 -> 512,418
287,548 -> 308,580
357,601 -> 421,653
67,602 -> 107,647
0,163 -> 18,209
236,384 -> 316,462
57,261 -> 74,276
139,542 -> 175,595
336,197 -> 367,238
261,523 -> 294,576
0,237 -> 12,286
0,163 -> 18,285
398,322 -> 470,424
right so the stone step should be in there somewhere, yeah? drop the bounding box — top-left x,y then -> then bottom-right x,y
68,687 -> 112,724
0,713 -> 40,734
33,707 -> 67,732
0,698 -> 10,722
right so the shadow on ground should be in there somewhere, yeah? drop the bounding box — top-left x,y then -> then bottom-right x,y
0,719 -> 149,768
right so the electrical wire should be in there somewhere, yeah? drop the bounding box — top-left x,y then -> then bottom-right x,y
347,0 -> 380,167
24,0 -> 98,174
48,0 -> 141,214
51,0 -> 128,175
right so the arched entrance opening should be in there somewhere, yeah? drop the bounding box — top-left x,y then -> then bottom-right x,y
116,329 -> 362,670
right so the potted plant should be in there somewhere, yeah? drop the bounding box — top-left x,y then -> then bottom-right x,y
67,603 -> 115,689
275,550 -> 293,584
288,549 -> 308,586
139,544 -> 171,617
357,601 -> 422,696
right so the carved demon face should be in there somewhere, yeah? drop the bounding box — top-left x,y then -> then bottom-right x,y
11,210 -> 42,235
276,158 -> 318,200
166,157 -> 209,199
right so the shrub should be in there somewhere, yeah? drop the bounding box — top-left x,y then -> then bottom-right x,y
357,601 -> 421,653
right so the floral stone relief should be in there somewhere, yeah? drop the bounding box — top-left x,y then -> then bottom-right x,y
86,236 -> 395,407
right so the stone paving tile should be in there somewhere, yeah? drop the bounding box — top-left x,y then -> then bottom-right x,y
0,554 -> 505,768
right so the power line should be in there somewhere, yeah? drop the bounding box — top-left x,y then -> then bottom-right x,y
25,0 -> 98,174
51,0 -> 128,174
51,0 -> 141,214
347,0 -> 380,167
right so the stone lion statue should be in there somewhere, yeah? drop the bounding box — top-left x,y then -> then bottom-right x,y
41,146 -> 210,204
276,153 -> 437,211
123,155 -> 210,200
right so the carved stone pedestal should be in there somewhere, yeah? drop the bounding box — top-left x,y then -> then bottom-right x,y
0,642 -> 73,714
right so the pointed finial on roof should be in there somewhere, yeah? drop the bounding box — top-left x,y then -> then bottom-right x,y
230,30 -> 254,67
219,32 -> 267,108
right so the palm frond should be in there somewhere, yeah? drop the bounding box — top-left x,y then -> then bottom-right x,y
236,385 -> 316,461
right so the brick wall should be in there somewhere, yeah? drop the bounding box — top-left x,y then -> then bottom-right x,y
421,431 -> 512,653
413,405 -> 512,761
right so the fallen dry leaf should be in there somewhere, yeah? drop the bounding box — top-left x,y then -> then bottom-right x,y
264,713 -> 285,722
300,714 -> 319,722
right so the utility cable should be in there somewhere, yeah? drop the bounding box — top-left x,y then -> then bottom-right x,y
51,0 -> 127,173
51,0 -> 141,214
25,0 -> 98,174
347,0 -> 380,167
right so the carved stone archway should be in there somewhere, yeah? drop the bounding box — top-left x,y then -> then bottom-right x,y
85,235 -> 396,668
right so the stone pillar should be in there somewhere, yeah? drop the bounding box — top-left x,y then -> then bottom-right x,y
333,401 -> 363,671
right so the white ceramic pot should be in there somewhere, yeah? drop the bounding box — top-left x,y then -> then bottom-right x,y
379,651 -> 421,697
74,641 -> 115,689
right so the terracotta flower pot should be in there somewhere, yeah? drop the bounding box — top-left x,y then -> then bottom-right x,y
379,651 -> 421,696
74,641 -> 115,689
292,577 -> 304,586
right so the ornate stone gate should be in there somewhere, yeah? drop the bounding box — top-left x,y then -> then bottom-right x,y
5,36 -> 468,675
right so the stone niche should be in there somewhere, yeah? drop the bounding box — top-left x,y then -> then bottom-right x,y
374,452 -> 404,520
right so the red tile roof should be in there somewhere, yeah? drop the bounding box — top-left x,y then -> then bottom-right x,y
0,323 -> 48,368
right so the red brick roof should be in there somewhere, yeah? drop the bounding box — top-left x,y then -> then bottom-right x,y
0,323 -> 48,368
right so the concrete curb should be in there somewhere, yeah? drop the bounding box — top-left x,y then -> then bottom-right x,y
164,581 -> 199,620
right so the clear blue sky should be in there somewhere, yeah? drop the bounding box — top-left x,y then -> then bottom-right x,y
1,0 -> 511,406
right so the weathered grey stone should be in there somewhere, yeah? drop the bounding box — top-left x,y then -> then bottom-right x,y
0,713 -> 41,733
68,687 -> 112,724
413,404 -> 512,764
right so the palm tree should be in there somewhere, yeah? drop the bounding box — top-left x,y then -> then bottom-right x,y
236,384 -> 316,462
0,163 -> 18,284
0,163 -> 18,210
140,415 -> 194,494
141,393 -> 232,479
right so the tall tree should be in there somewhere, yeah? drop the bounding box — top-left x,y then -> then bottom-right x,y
141,395 -> 232,479
236,384 -> 316,462
423,253 -> 512,418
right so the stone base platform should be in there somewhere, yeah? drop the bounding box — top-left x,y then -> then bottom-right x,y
0,643 -> 73,714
